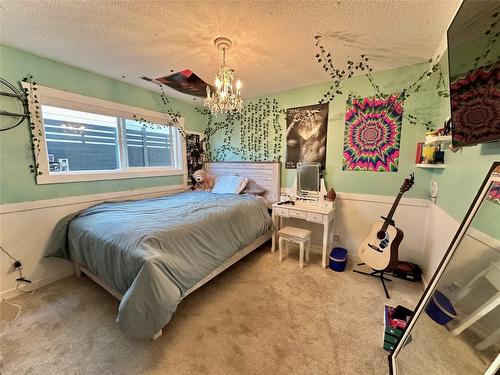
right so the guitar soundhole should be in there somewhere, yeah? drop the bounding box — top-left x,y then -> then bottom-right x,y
376,231 -> 386,240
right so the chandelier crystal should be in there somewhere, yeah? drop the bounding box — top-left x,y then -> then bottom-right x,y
204,37 -> 243,114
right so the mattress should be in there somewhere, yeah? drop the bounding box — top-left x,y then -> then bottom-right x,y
47,191 -> 272,338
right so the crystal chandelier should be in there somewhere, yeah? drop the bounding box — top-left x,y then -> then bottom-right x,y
204,37 -> 243,114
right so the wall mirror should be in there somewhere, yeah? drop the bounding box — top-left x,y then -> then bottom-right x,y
390,162 -> 500,374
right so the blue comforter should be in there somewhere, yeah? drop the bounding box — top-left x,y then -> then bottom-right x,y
47,192 -> 271,338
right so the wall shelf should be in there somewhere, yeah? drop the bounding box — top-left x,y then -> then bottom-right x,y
416,163 -> 446,169
425,135 -> 452,146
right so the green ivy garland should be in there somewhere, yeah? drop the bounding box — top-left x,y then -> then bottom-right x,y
197,97 -> 285,162
314,34 -> 450,131
133,83 -> 188,139
21,74 -> 43,175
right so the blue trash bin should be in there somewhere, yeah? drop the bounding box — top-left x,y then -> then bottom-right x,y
425,290 -> 457,325
329,247 -> 348,272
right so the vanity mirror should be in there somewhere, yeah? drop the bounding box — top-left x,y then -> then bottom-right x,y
389,162 -> 500,374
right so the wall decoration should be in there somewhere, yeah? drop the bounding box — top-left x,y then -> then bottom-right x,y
447,6 -> 500,147
285,103 -> 328,169
156,69 -> 211,98
486,181 -> 500,205
185,131 -> 205,184
0,77 -> 29,132
133,84 -> 187,140
450,62 -> 500,147
20,75 -> 43,176
199,97 -> 284,162
343,93 -> 404,172
313,34 -> 449,132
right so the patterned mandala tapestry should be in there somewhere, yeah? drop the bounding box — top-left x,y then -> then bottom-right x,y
486,181 -> 500,205
450,62 -> 500,147
343,93 -> 404,172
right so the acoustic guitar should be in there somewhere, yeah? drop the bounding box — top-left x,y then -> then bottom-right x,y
357,174 -> 415,271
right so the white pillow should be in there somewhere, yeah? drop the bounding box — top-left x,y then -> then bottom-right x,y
211,175 -> 248,194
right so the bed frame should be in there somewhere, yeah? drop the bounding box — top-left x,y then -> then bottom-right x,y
75,161 -> 281,340
204,161 -> 281,208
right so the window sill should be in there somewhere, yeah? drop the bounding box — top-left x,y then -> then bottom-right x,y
36,167 -> 187,184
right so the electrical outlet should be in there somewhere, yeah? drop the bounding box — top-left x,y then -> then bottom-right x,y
431,180 -> 438,199
332,233 -> 340,242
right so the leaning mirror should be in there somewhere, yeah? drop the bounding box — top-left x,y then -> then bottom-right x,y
390,162 -> 500,374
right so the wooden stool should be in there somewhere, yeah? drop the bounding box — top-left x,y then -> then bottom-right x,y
278,226 -> 311,268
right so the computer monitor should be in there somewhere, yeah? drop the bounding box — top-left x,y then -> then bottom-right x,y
297,162 -> 321,197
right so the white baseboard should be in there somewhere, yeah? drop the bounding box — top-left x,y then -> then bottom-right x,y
0,268 -> 74,300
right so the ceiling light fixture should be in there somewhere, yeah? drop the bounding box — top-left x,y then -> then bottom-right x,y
204,37 -> 243,115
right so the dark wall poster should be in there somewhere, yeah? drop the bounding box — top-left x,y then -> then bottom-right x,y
285,103 -> 329,169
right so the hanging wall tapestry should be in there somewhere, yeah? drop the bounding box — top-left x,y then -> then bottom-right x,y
486,181 -> 500,205
343,93 -> 404,172
285,103 -> 329,169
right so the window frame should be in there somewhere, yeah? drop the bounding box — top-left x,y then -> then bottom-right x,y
22,83 -> 187,185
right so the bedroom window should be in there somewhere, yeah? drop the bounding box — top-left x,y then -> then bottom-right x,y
124,119 -> 174,168
22,83 -> 186,184
42,105 -> 121,172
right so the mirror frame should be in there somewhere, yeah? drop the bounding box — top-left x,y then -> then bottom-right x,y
389,161 -> 500,375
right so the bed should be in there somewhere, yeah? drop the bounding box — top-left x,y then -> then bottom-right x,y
48,161 -> 280,339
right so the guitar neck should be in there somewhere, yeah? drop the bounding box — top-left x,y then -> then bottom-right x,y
381,192 -> 404,231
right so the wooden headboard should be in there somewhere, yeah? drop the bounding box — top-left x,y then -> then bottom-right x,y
204,162 -> 281,207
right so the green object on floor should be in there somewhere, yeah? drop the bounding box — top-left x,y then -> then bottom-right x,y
383,341 -> 396,351
384,333 -> 399,345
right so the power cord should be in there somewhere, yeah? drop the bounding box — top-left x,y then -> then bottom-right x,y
0,246 -> 37,338
0,245 -> 32,284
0,299 -> 21,338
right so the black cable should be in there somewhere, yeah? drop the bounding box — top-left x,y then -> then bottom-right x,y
0,245 -> 31,284
0,245 -> 17,261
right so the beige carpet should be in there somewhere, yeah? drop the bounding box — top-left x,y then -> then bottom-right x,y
1,244 -> 423,375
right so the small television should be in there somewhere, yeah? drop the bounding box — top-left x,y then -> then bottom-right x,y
297,162 -> 321,197
447,0 -> 500,147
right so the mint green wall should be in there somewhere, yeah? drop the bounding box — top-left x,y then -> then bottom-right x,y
0,45 -> 204,204
422,52 -> 500,223
209,62 -> 438,199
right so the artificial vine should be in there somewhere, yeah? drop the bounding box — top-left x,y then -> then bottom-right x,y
472,10 -> 499,71
313,34 -> 450,131
133,83 -> 187,139
21,74 -> 43,175
197,97 -> 285,162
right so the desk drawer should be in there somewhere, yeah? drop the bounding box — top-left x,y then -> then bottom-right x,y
306,212 -> 324,223
274,207 -> 289,217
288,209 -> 307,219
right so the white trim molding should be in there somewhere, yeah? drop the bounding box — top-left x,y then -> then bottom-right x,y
0,184 -> 186,214
280,188 -> 430,207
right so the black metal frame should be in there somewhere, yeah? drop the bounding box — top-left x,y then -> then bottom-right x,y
0,77 -> 29,131
353,263 -> 392,298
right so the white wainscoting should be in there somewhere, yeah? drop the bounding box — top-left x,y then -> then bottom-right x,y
421,203 -> 461,285
281,188 -> 430,268
0,185 -> 185,299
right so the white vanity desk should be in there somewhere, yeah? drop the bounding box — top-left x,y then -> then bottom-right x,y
271,201 -> 336,268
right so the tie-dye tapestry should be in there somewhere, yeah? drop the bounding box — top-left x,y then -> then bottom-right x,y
343,93 -> 404,172
486,181 -> 500,205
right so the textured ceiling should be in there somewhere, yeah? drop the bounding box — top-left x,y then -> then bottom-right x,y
0,0 -> 461,102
